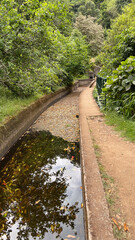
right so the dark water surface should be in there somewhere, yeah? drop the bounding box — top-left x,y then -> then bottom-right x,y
0,131 -> 85,240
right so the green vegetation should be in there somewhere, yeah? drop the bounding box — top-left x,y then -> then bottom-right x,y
103,56 -> 135,119
98,1 -> 135,74
0,0 -> 90,98
105,111 -> 135,142
74,14 -> 104,55
95,0 -> 135,126
1,0 -> 135,127
0,0 -> 106,124
0,86 -> 44,125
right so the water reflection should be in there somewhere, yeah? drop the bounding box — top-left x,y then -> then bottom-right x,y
0,131 -> 84,240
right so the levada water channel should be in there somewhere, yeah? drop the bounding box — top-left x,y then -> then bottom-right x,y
0,129 -> 85,240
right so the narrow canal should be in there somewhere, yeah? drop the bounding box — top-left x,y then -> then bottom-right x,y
0,88 -> 86,240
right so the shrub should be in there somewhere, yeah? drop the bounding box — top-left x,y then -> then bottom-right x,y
103,56 -> 135,119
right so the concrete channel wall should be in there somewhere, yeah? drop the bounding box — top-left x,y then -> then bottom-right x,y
0,80 -> 90,160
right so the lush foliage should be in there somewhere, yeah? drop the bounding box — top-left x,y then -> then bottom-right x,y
74,14 -> 104,55
0,0 -> 89,97
98,1 -> 117,29
97,1 -> 135,76
70,0 -> 99,18
116,0 -> 132,13
103,56 -> 135,119
96,1 -> 135,120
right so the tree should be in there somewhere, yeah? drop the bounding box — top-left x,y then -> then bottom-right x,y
74,14 -> 104,55
97,0 -> 135,76
77,0 -> 99,18
0,0 -> 89,97
98,1 -> 117,29
116,0 -> 132,13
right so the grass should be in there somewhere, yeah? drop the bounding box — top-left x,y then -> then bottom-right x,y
104,111 -> 135,142
0,86 -> 44,126
74,73 -> 89,81
92,138 -> 129,239
93,86 -> 135,142
92,86 -> 98,99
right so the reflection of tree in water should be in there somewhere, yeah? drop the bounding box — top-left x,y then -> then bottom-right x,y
0,131 -> 80,239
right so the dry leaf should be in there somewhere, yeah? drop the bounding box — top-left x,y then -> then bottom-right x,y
67,235 -> 76,238
64,148 -> 68,151
60,206 -> 64,210
2,181 -> 6,186
124,223 -> 129,232
112,218 -> 118,226
60,206 -> 66,211
51,225 -> 54,232
35,200 -> 41,205
81,203 -> 83,208
80,186 -> 82,189
71,156 -> 74,161
112,218 -> 120,230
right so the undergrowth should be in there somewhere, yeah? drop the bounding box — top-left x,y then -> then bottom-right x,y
104,111 -> 135,142
0,86 -> 44,126
93,86 -> 135,142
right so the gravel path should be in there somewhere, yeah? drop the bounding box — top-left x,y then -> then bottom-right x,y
32,87 -> 85,142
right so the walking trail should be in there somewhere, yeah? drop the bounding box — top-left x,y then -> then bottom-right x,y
84,85 -> 135,240
32,85 -> 135,239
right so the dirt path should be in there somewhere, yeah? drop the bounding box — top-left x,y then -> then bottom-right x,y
87,86 -> 135,239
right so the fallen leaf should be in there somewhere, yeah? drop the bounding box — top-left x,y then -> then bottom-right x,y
112,218 -> 118,226
124,223 -> 129,232
64,146 -> 71,152
2,180 -> 6,186
81,203 -> 83,208
60,206 -> 64,210
1,211 -> 8,217
51,225 -> 54,232
60,206 -> 67,211
71,156 -> 74,161
112,218 -> 120,230
64,148 -> 69,151
80,186 -> 82,189
67,235 -> 76,238
35,200 -> 41,205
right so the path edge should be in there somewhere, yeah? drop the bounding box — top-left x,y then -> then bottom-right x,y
79,86 -> 115,240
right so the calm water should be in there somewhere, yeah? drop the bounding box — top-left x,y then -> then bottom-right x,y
0,131 -> 85,240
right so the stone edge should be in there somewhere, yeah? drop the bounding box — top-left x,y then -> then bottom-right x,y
79,87 -> 115,240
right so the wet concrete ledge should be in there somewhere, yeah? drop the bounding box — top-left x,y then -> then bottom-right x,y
79,86 -> 115,240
